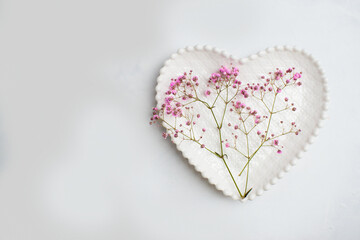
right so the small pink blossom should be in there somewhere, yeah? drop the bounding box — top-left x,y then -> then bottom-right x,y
294,73 -> 301,80
274,69 -> 283,80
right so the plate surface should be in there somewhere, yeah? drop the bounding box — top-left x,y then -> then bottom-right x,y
155,45 -> 328,200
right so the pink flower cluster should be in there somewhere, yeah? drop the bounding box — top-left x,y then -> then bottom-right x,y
150,70 -> 209,141
150,71 -> 201,121
206,66 -> 241,95
209,66 -> 240,84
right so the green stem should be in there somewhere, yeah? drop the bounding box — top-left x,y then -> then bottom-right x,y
220,155 -> 244,199
211,85 -> 244,199
241,119 -> 250,193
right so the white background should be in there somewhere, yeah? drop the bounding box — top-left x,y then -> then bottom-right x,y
0,0 -> 359,239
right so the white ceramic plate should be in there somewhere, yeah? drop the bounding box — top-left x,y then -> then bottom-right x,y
155,45 -> 328,201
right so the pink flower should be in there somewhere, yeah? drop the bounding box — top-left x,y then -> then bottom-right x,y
274,69 -> 283,80
257,130 -> 261,135
234,101 -> 241,109
205,90 -> 211,96
273,139 -> 279,146
277,150 -> 282,154
202,128 -> 206,132
225,143 -> 230,148
294,73 -> 301,80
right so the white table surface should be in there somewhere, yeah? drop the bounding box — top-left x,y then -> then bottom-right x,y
0,0 -> 359,239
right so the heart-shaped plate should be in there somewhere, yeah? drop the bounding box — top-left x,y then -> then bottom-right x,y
154,45 -> 328,201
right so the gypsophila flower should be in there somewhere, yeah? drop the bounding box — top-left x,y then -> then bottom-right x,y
150,65 -> 302,199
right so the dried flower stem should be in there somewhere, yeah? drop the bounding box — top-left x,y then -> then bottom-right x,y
151,66 -> 302,199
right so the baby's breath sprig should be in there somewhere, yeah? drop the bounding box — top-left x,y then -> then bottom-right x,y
150,65 -> 302,199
